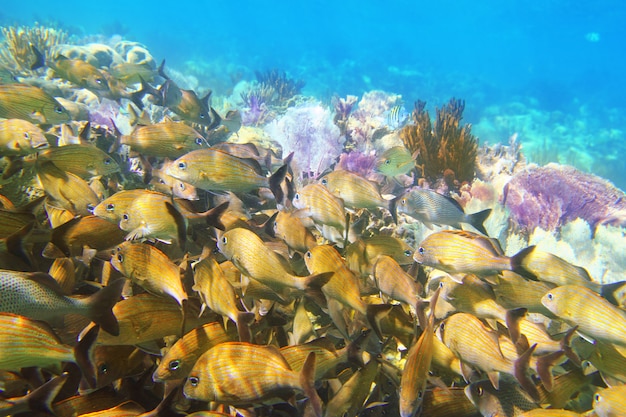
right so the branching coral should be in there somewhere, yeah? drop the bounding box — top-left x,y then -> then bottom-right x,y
332,95 -> 358,137
400,98 -> 478,186
240,83 -> 275,126
0,24 -> 68,74
255,69 -> 305,104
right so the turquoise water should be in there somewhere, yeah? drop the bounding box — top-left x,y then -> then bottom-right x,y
3,0 -> 626,188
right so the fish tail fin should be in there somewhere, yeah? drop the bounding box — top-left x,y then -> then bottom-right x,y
299,352 -> 323,417
347,329 -> 371,367
5,221 -> 34,267
366,303 -> 394,341
269,153 -> 293,206
29,43 -> 46,70
236,311 -> 255,343
84,278 -> 124,336
157,59 -> 169,80
504,307 -> 528,346
303,271 -> 333,308
24,372 -> 69,414
510,245 -> 538,281
513,342 -> 540,402
74,325 -> 99,389
467,208 -> 492,235
535,350 -> 564,392
165,201 -> 187,250
389,195 -> 400,224
203,201 -> 229,231
599,280 -> 626,306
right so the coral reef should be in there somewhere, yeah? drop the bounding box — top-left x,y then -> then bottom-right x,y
503,163 -> 626,234
335,150 -> 377,178
255,68 -> 305,104
400,98 -> 479,186
332,94 -> 358,137
346,90 -> 402,149
240,83 -> 275,126
264,102 -> 345,181
0,24 -> 69,74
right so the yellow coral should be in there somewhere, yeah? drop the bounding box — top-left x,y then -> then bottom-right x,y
0,23 -> 68,74
400,98 -> 478,185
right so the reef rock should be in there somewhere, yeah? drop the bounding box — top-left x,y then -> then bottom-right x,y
504,163 -> 626,233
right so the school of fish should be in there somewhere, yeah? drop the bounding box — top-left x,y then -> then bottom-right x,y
0,35 -> 625,417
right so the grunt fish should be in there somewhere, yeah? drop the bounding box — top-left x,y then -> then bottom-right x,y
48,55 -> 110,92
372,255 -> 422,308
159,78 -> 220,127
593,385 -> 626,417
152,321 -> 234,382
320,169 -> 391,210
0,372 -> 69,417
110,241 -> 187,306
464,376 -> 539,417
395,188 -> 491,235
323,359 -> 380,417
268,210 -> 317,255
120,119 -> 208,158
0,118 -> 48,155
0,270 -> 123,335
374,145 -> 415,177
421,387 -> 481,417
347,235 -> 414,276
46,215 -> 127,259
0,83 -> 71,124
183,342 -> 322,416
439,274 -> 507,320
541,285 -> 626,347
118,192 -> 187,244
414,230 -> 535,278
36,160 -> 100,216
38,144 -> 120,178
293,183 -> 347,237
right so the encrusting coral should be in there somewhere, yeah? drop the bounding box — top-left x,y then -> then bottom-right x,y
400,98 -> 478,187
0,24 -> 68,74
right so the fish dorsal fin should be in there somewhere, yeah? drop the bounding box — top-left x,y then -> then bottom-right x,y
24,271 -> 66,295
441,193 -> 465,212
487,371 -> 500,390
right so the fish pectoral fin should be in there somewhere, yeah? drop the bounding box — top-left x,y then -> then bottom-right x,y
125,226 -> 151,241
459,361 -> 474,383
487,371 -> 500,390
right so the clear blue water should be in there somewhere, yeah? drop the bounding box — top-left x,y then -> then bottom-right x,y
3,0 -> 626,188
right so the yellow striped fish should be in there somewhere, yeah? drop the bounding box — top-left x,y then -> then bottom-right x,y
39,144 -> 120,178
0,118 -> 48,155
120,119 -> 207,158
0,84 -> 71,124
374,146 -> 415,177
320,169 -> 391,210
593,385 -> 626,417
293,183 -> 347,235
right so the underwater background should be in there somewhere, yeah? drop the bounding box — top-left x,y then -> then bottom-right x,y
3,0 -> 625,190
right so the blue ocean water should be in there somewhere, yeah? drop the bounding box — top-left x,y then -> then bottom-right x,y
3,0 -> 626,188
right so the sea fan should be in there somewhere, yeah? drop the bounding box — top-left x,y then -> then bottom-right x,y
264,103 -> 345,181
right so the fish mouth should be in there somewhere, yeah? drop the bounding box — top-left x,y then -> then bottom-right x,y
33,142 -> 50,149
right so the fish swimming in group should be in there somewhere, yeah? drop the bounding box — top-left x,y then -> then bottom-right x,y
0,118 -> 48,155
0,83 -> 71,124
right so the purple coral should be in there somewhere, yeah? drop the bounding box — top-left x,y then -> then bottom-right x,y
88,99 -> 121,131
241,89 -> 271,126
336,150 -> 377,178
503,163 -> 626,233
264,103 -> 345,180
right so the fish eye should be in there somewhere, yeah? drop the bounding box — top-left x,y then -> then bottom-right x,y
195,137 -> 204,145
122,213 -> 129,221
222,236 -> 227,244
55,106 -> 64,114
200,113 -> 206,119
117,253 -> 123,262
418,247 -> 425,255
321,178 -> 328,186
403,249 -> 411,257
385,159 -> 391,165
188,376 -> 199,386
546,293 -> 554,301
439,281 -> 444,288
86,204 -> 95,213
169,360 -> 181,371
439,322 -> 445,332
106,203 -> 115,212
98,363 -> 108,375
294,193 -> 300,200
178,161 -> 187,170
179,182 -> 186,190
401,198 -> 406,205
95,78 -> 102,84
594,393 -> 601,402
104,158 -> 112,165
476,386 -> 483,396
305,251 -> 312,259
23,132 -> 30,139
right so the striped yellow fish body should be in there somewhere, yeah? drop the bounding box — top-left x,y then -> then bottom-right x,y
161,81 -> 216,127
541,285 -> 626,346
421,387 -> 480,417
184,342 -> 321,414
49,56 -> 110,92
76,400 -> 145,416
93,189 -> 164,224
320,170 -> 389,210
152,322 -> 234,382
109,62 -> 156,84
440,312 -> 514,378
501,317 -> 561,356
110,241 -> 187,306
397,189 -> 491,235
372,255 -> 421,308
439,274 -> 507,320
580,338 -> 626,384
347,236 -> 414,276
90,293 -> 204,346
280,337 -> 346,380
0,269 -> 123,335
0,84 -> 71,124
0,373 -> 69,417
414,230 -> 532,277
93,345 -> 149,388
36,160 -> 100,216
374,146 -> 415,177
520,247 -> 595,288
191,256 -> 252,338
49,215 -> 126,258
118,192 -> 187,244
399,289 -> 439,417
218,228 -> 325,293
493,271 -> 555,317
0,118 -> 47,155
293,183 -> 346,234
121,120 -> 207,158
0,313 -> 74,370
167,148 -> 271,193
431,335 -> 464,378
304,245 -> 366,315
0,209 -> 35,239
593,385 -> 626,417
39,144 -> 120,178
464,377 -> 539,417
519,410 -> 583,417
272,210 -> 317,254
536,369 -> 589,409
150,161 -> 199,200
